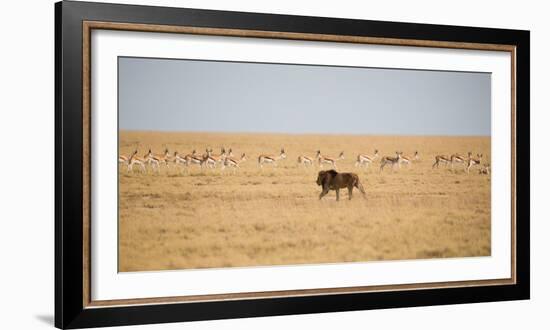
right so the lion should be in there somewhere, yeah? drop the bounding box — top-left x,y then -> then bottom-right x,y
316,170 -> 366,201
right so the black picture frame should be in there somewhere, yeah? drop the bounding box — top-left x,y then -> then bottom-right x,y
55,1 -> 530,328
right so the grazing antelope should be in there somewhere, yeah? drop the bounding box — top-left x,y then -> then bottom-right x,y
144,149 -> 164,173
201,148 -> 225,168
466,153 -> 483,173
200,149 -> 218,169
355,149 -> 379,168
316,150 -> 344,169
172,151 -> 189,173
118,154 -> 130,171
156,148 -> 172,165
127,150 -> 146,173
432,155 -> 451,169
380,152 -> 402,172
399,151 -> 419,167
200,148 -> 213,163
213,147 -> 228,160
203,148 -> 227,168
479,163 -> 490,175
450,152 -> 468,169
184,150 -> 203,168
146,148 -> 171,170
297,154 -> 314,167
173,151 -> 187,165
118,154 -> 129,165
222,153 -> 247,172
258,148 -> 287,168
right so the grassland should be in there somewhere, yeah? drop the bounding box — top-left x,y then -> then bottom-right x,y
118,131 -> 491,272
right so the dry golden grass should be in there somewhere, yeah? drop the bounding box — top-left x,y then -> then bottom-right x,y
118,131 -> 491,272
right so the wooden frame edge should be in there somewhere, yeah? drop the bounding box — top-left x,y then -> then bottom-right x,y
511,46 -> 517,284
84,20 -> 516,52
86,278 -> 515,308
83,21 -> 92,308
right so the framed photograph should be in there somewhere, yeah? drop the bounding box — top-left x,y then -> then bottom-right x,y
55,1 -> 530,328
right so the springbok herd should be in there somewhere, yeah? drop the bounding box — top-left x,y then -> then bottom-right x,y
118,147 -> 490,175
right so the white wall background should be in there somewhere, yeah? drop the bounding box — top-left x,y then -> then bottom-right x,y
0,0 -> 545,329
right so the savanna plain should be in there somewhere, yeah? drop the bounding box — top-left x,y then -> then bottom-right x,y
119,131 -> 491,272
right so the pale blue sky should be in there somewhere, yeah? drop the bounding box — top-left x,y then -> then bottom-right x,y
119,57 -> 490,136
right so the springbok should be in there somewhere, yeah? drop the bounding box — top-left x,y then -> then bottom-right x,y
172,151 -> 187,164
199,149 -> 218,169
118,154 -> 129,165
127,150 -> 146,173
222,153 -> 247,172
202,148 -> 227,168
144,148 -> 171,172
400,151 -> 419,167
297,154 -> 314,167
380,152 -> 402,172
450,152 -> 468,169
432,155 -> 451,169
143,149 -> 160,173
479,163 -> 490,175
157,148 -> 172,165
466,153 -> 483,173
355,149 -> 379,168
258,148 -> 286,168
316,150 -> 344,169
119,153 -> 130,172
184,150 -> 203,168
172,151 -> 189,173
